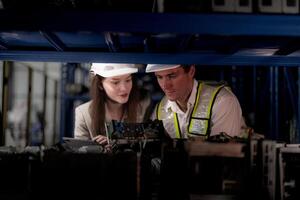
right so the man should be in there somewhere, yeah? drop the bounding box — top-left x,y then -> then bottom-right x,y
146,64 -> 246,139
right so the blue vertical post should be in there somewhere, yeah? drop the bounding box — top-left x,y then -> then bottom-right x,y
296,67 -> 300,143
269,66 -> 279,140
60,63 -> 76,141
219,67 -> 225,81
274,67 -> 279,140
284,67 -> 300,143
60,64 -> 67,142
53,80 -> 58,144
252,66 -> 257,126
269,67 -> 274,139
238,67 -> 244,106
231,65 -> 237,92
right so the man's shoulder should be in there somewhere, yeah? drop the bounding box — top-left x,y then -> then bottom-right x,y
153,95 -> 171,113
213,86 -> 240,108
201,81 -> 225,90
200,81 -> 234,98
218,86 -> 236,99
156,95 -> 169,105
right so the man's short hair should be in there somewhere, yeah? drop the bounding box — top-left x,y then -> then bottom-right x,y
182,65 -> 192,73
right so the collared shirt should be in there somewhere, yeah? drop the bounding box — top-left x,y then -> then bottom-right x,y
152,79 -> 246,138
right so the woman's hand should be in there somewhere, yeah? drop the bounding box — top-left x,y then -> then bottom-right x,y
92,135 -> 108,145
92,135 -> 112,153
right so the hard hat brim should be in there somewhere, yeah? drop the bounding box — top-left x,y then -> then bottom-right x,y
146,64 -> 181,73
90,63 -> 138,77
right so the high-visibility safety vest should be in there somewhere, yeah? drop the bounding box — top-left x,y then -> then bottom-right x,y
155,81 -> 225,139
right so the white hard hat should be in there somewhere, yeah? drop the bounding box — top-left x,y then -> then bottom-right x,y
90,63 -> 138,77
145,64 -> 181,73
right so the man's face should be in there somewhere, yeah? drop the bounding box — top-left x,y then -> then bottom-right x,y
155,66 -> 195,102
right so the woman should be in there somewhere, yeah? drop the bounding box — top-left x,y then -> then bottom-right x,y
74,63 -> 152,145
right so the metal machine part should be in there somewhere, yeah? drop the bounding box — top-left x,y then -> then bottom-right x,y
105,119 -> 164,143
104,119 -> 164,153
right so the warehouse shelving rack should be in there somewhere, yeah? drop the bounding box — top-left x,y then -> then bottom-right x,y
1,10 -> 300,142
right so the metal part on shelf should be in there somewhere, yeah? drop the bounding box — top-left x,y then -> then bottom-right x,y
261,140 -> 284,200
279,145 -> 300,200
105,119 -> 164,145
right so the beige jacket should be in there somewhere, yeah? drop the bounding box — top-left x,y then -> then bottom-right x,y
74,95 -> 152,140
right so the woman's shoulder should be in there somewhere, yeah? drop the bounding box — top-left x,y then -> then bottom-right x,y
75,100 -> 92,112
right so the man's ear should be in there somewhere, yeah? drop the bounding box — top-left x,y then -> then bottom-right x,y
189,65 -> 195,77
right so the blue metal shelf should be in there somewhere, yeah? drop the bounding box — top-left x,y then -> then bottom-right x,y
1,11 -> 300,63
1,11 -> 300,36
2,51 -> 300,66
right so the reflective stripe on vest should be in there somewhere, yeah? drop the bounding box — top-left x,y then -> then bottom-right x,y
156,82 -> 224,138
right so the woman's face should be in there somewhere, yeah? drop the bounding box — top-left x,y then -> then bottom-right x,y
102,74 -> 133,104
